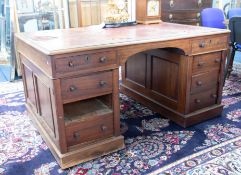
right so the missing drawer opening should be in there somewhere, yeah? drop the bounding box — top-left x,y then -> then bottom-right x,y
64,96 -> 113,125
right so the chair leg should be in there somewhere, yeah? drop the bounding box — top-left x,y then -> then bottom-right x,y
226,47 -> 236,78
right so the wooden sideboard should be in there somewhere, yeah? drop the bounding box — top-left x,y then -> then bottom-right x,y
161,0 -> 212,26
15,23 -> 229,169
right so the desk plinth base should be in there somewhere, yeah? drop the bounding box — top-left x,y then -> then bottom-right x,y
120,84 -> 223,128
26,104 -> 125,169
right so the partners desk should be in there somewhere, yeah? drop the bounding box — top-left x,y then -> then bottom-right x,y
15,23 -> 229,168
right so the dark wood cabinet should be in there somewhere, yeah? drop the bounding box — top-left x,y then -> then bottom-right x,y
161,0 -> 212,25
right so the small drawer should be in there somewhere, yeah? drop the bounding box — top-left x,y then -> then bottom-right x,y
191,36 -> 227,54
66,113 -> 113,147
191,70 -> 219,94
162,0 -> 208,10
55,51 -> 117,74
189,88 -> 218,112
61,71 -> 112,103
162,10 -> 200,21
192,52 -> 221,74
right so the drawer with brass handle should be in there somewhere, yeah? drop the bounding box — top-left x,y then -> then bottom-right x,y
65,113 -> 113,147
61,71 -> 113,103
162,9 -> 201,21
191,36 -> 228,54
189,88 -> 218,112
192,52 -> 222,74
161,0 -> 211,10
191,70 -> 219,94
55,51 -> 117,75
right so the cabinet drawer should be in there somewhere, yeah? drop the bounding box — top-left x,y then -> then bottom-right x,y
61,71 -> 113,103
191,36 -> 228,54
192,52 -> 221,74
162,10 -> 200,21
66,113 -> 113,147
189,88 -> 217,112
191,70 -> 219,94
161,0 -> 212,10
55,51 -> 117,74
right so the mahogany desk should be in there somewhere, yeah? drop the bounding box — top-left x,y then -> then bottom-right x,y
15,23 -> 229,168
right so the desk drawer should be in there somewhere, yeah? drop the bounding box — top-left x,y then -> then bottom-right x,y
192,52 -> 221,74
66,113 -> 113,147
189,88 -> 217,112
191,36 -> 227,54
61,71 -> 113,103
191,70 -> 219,94
55,51 -> 117,74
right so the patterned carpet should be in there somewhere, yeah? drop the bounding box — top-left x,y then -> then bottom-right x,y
0,72 -> 241,175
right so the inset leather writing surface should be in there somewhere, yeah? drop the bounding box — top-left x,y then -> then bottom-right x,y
16,23 -> 228,55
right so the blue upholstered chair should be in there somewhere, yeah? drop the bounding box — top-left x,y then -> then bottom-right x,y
226,17 -> 241,78
228,8 -> 241,19
201,8 -> 226,29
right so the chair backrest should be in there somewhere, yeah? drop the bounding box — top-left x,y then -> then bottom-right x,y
229,17 -> 241,44
228,8 -> 241,19
201,8 -> 226,29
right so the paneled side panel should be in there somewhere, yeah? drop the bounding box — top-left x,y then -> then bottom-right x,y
36,78 -> 56,137
151,56 -> 179,100
23,65 -> 37,111
126,53 -> 146,87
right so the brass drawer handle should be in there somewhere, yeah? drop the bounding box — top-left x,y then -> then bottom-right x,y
197,13 -> 200,18
211,94 -> 217,98
196,81 -> 203,86
170,0 -> 174,8
85,56 -> 89,62
68,61 -> 74,67
195,99 -> 201,103
73,131 -> 80,141
197,0 -> 202,7
101,125 -> 107,131
99,80 -> 106,87
169,14 -> 173,20
69,85 -> 77,92
198,62 -> 205,67
99,56 -> 107,63
199,42 -> 205,48
215,58 -> 220,63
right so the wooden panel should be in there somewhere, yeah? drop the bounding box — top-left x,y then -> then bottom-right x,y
191,36 -> 228,54
126,53 -> 146,87
61,71 -> 113,103
192,52 -> 222,74
189,88 -> 218,112
55,51 -> 117,74
23,65 -> 37,111
151,56 -> 178,100
191,70 -> 219,94
36,77 -> 56,137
